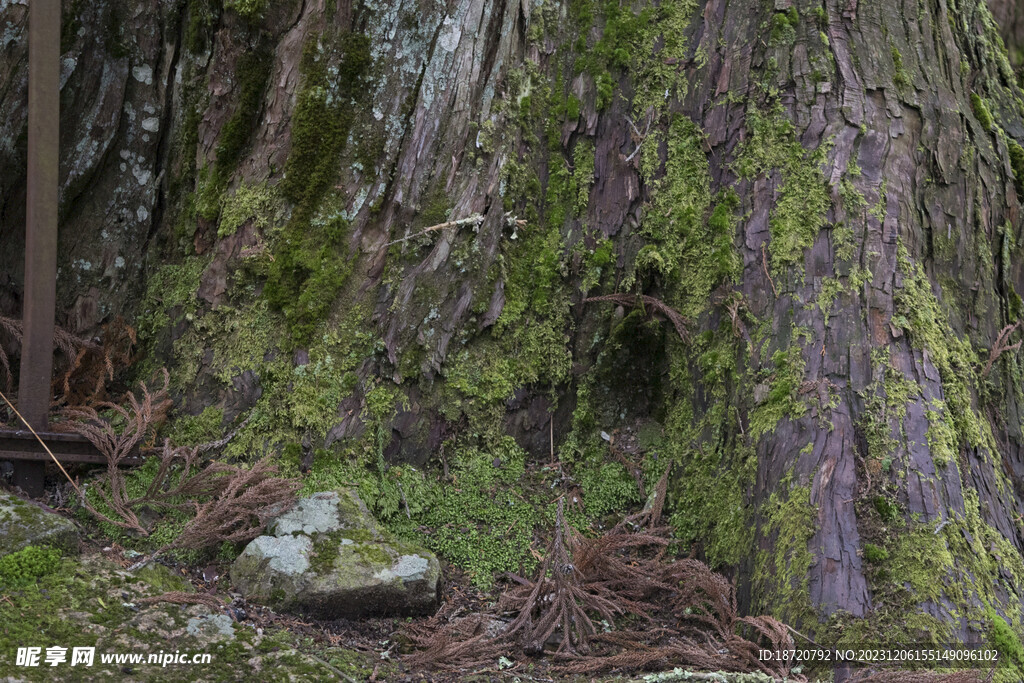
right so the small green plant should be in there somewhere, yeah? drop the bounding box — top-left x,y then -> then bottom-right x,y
891,45 -> 909,86
862,542 -> 889,564
225,0 -> 267,22
873,495 -> 902,523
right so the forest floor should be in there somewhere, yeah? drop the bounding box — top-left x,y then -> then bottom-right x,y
0,486 -> 794,683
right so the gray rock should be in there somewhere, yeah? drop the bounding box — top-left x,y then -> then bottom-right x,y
231,489 -> 440,619
0,489 -> 79,557
186,613 -> 236,642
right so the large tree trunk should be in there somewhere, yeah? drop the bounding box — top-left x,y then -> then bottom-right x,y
3,0 -> 1024,656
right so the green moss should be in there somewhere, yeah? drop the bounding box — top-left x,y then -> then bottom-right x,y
816,277 -> 845,325
221,313 -> 375,461
971,93 -> 994,132
565,94 -> 581,121
280,33 -> 371,207
265,31 -> 372,346
215,45 -> 273,181
264,214 -> 354,347
894,244 -> 984,451
872,494 -> 902,523
754,483 -> 817,628
734,105 -> 830,277
573,140 -> 595,214
185,0 -> 218,54
363,440 -> 547,588
925,403 -> 958,468
987,607 -> 1024,673
0,546 -> 62,588
862,543 -> 888,563
310,530 -> 344,573
166,406 -> 224,446
636,117 -> 739,317
133,564 -> 192,594
224,0 -> 267,22
891,44 -> 910,86
749,345 -> 807,441
670,420 -> 755,566
217,182 -> 280,238
769,12 -> 797,45
1009,139 -> 1024,186
135,256 -> 209,386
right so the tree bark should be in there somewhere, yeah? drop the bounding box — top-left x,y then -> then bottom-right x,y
2,0 -> 1024,654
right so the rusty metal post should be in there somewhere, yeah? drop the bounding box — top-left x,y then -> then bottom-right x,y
15,0 -> 60,497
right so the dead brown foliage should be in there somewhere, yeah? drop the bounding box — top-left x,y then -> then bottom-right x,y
0,314 -> 135,408
59,371 -> 299,561
982,321 -> 1022,376
403,499 -> 800,679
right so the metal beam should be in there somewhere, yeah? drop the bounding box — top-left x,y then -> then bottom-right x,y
15,0 -> 60,497
0,429 -> 129,466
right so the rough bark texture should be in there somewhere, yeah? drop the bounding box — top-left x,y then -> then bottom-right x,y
3,0 -> 1024,659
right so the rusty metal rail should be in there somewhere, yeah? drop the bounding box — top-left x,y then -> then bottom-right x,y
0,428 -> 135,466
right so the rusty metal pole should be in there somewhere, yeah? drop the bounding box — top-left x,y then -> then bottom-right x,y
15,0 -> 60,497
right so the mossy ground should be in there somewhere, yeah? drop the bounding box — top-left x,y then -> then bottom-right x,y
0,548 -> 390,681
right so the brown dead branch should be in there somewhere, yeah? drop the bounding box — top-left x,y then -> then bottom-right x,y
60,371 -> 297,562
584,294 -> 689,341
403,499 -> 804,680
127,456 -> 300,571
165,458 -> 300,551
61,371 -> 173,535
983,321 -> 1022,376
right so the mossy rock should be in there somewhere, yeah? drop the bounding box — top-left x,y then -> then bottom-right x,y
231,489 -> 441,619
0,490 -> 79,557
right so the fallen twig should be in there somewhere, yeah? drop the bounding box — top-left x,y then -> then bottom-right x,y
382,214 -> 485,248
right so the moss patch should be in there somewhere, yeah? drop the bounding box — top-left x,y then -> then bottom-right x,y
734,104 -> 831,277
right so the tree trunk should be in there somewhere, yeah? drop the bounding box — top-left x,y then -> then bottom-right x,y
3,0 -> 1024,657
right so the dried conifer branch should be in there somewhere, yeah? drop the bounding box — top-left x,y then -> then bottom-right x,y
983,321 -> 1022,376
0,314 -> 133,407
404,498 -> 806,680
129,458 -> 300,571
